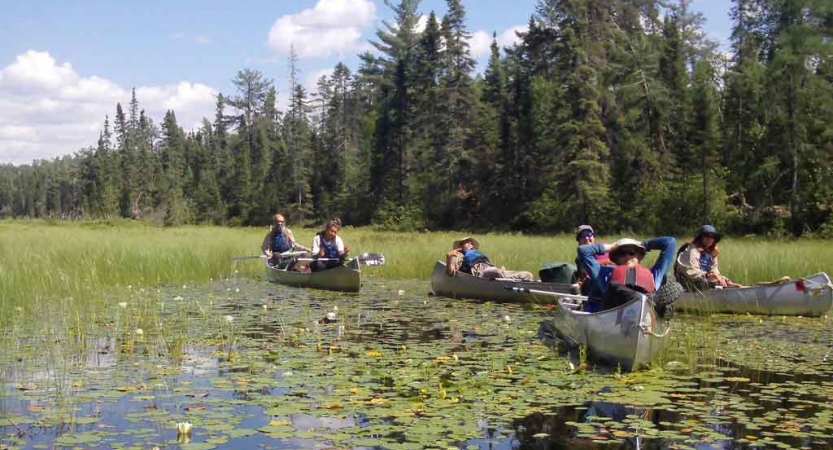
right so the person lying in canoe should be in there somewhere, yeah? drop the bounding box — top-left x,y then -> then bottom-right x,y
261,213 -> 310,269
578,236 -> 678,312
572,224 -> 612,294
445,236 -> 534,281
675,225 -> 742,290
311,218 -> 350,272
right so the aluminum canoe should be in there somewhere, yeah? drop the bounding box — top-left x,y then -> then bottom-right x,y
430,261 -> 572,303
676,272 -> 833,316
264,257 -> 361,292
545,294 -> 670,371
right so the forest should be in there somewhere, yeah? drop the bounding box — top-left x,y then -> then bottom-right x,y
0,0 -> 830,236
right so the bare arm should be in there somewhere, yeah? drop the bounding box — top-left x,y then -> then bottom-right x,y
261,228 -> 274,256
446,249 -> 461,276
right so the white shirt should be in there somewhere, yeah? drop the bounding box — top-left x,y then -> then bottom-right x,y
311,234 -> 345,256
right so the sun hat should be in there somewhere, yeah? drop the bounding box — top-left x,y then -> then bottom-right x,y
609,238 -> 647,262
695,225 -> 721,242
452,236 -> 480,250
575,225 -> 594,242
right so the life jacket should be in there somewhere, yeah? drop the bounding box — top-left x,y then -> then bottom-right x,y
675,243 -> 715,274
609,265 -> 655,294
460,249 -> 491,274
317,232 -> 339,259
272,229 -> 293,253
698,252 -> 714,272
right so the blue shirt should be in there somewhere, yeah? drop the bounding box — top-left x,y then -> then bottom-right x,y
577,237 -> 677,300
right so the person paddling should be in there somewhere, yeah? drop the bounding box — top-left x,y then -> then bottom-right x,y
675,225 -> 741,290
577,236 -> 678,311
261,213 -> 309,269
445,236 -> 534,281
311,218 -> 350,272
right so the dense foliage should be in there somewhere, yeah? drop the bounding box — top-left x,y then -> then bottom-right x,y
1,0 -> 831,236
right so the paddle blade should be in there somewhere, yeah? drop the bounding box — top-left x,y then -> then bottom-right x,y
356,253 -> 385,266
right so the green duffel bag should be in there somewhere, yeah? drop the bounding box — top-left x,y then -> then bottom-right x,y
538,261 -> 577,284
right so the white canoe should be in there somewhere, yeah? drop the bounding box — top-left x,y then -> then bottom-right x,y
264,257 -> 361,292
544,293 -> 670,371
430,261 -> 573,303
676,272 -> 833,316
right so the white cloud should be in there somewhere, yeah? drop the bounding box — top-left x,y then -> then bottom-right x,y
0,50 -> 217,164
194,35 -> 211,45
415,14 -> 429,33
468,30 -> 493,58
497,25 -> 527,48
468,25 -> 528,59
266,0 -> 376,59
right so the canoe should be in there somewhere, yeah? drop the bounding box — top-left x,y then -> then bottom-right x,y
676,272 -> 833,316
430,261 -> 573,303
264,257 -> 361,292
543,292 -> 670,371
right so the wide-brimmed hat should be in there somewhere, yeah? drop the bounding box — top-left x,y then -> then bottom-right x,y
452,236 -> 480,250
575,225 -> 594,242
609,238 -> 647,263
695,225 -> 721,243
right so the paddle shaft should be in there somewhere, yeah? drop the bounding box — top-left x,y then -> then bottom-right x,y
506,286 -> 588,301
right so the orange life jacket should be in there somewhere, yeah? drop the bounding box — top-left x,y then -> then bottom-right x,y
609,265 -> 655,294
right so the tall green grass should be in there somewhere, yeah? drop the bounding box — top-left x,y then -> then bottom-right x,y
2,220 -> 831,330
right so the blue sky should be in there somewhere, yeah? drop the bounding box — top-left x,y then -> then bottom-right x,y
0,0 -> 732,164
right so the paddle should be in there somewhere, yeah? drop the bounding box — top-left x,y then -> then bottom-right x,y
294,253 -> 386,266
232,251 -> 308,262
504,286 -> 587,301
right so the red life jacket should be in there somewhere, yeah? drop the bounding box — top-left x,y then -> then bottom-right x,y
609,265 -> 655,293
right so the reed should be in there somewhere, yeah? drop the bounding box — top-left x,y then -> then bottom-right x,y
2,220 -> 831,331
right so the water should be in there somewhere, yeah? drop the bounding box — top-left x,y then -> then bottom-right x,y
1,276 -> 831,449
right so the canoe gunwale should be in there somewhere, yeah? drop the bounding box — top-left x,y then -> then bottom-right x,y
430,261 -> 572,303
547,294 -> 669,371
263,257 -> 361,292
676,272 -> 833,316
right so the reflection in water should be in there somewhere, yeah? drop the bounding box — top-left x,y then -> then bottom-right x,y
1,277 -> 832,450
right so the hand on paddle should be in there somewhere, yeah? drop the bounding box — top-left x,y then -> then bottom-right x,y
708,271 -> 742,288
265,250 -> 273,259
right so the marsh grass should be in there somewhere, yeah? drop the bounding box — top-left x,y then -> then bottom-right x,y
1,220 -> 831,332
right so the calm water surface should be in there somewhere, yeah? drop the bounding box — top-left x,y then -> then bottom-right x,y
1,274 -> 832,449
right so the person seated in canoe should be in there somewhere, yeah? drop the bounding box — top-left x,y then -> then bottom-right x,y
311,218 -> 350,272
578,236 -> 678,312
572,225 -> 612,294
675,225 -> 742,290
261,213 -> 310,269
445,236 -> 534,281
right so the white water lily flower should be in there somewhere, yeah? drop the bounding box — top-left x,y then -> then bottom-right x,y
224,315 -> 234,323
504,315 -> 511,323
15,307 -> 23,312
398,290 -> 405,296
135,328 -> 144,336
118,302 -> 128,309
333,305 -> 338,311
235,288 -> 240,293
326,312 -> 337,321
176,421 -> 193,434
262,304 -> 268,311
127,285 -> 132,290
182,285 -> 187,289
173,296 -> 183,301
